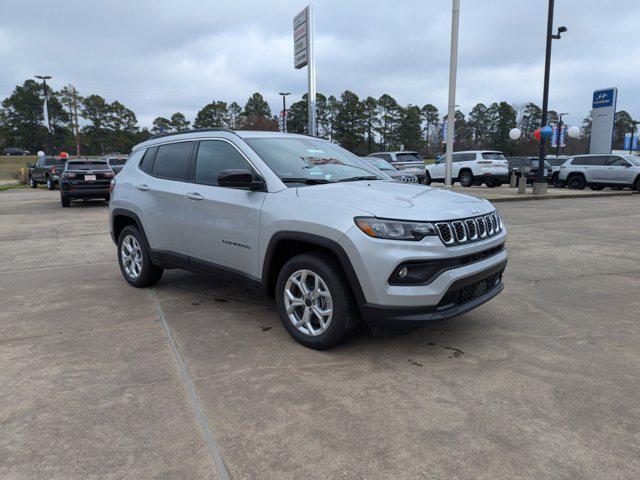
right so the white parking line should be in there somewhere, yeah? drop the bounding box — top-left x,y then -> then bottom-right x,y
149,289 -> 230,480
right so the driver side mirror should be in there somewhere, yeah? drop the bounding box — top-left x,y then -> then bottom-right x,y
218,169 -> 265,190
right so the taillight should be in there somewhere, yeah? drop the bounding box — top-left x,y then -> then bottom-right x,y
109,179 -> 116,193
51,166 -> 57,174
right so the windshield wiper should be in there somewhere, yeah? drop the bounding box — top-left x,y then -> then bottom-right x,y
281,177 -> 333,185
337,176 -> 380,182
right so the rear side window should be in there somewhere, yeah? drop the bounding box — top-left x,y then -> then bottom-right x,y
194,140 -> 253,186
152,142 -> 193,180
139,147 -> 157,173
571,157 -> 590,166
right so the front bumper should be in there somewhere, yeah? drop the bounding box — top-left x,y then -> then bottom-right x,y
360,259 -> 506,327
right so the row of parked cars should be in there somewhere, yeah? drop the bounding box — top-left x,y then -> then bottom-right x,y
27,153 -> 128,206
366,150 -> 640,191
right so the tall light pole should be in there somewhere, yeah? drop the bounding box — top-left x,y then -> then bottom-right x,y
307,3 -> 317,136
555,112 -> 569,157
35,75 -> 53,154
444,0 -> 460,188
279,92 -> 290,132
535,0 -> 566,194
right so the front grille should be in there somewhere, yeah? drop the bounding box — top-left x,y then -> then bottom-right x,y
437,268 -> 504,309
436,211 -> 503,246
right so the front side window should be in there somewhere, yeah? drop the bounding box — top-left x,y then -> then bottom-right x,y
246,137 -> 382,186
608,157 -> 630,167
194,140 -> 254,186
151,142 -> 193,181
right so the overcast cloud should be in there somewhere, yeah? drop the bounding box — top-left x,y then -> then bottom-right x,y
1,0 -> 639,129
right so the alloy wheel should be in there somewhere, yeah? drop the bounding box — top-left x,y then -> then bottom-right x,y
120,234 -> 143,279
284,269 -> 333,337
460,171 -> 473,187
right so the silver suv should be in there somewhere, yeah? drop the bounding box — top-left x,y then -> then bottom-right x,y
558,153 -> 640,190
109,130 -> 507,349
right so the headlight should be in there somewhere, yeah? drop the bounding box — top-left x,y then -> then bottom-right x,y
354,217 -> 437,241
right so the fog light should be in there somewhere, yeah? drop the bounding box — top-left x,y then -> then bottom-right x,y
398,266 -> 409,278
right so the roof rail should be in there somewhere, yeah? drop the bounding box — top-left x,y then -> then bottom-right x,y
149,127 -> 238,140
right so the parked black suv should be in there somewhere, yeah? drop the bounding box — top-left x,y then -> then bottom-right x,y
59,159 -> 114,207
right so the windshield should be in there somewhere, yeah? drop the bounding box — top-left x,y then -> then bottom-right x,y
66,161 -> 110,171
364,158 -> 396,171
623,155 -> 640,166
396,152 -> 422,162
482,152 -> 507,160
245,137 -> 383,185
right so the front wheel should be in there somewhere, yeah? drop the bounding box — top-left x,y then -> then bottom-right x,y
551,173 -> 564,188
459,170 -> 474,187
29,176 -> 37,188
275,252 -> 358,349
423,172 -> 432,185
568,175 -> 586,190
117,225 -> 163,287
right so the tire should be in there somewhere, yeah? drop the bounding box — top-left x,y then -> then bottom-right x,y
423,172 -> 432,185
459,170 -> 474,187
633,176 -> 640,192
29,176 -> 37,188
46,176 -> 55,190
60,195 -> 70,208
589,185 -> 604,191
275,252 -> 358,350
104,195 -> 110,203
551,173 -> 564,188
568,174 -> 586,190
117,225 -> 163,288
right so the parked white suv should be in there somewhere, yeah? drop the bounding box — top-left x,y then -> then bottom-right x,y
109,130 -> 507,349
425,151 -> 509,187
557,153 -> 640,190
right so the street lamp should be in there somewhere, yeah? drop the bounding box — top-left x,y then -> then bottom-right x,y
534,0 -> 567,194
35,75 -> 53,154
555,112 -> 569,157
278,92 -> 291,133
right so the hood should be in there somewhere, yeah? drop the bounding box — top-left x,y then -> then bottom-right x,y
296,181 -> 493,221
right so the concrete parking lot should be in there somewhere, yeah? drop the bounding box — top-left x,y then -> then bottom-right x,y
1,188 -> 639,479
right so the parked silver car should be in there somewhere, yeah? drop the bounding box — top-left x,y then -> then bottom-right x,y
557,154 -> 640,190
361,157 -> 418,183
109,130 -> 507,349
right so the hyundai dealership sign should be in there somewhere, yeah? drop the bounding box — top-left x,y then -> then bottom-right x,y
589,87 -> 617,154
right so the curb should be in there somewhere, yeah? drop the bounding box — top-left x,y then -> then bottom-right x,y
487,191 -> 638,203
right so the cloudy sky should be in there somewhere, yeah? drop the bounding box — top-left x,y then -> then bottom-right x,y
1,0 -> 639,129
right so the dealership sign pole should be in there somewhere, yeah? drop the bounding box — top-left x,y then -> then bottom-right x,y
294,5 -> 316,136
444,0 -> 460,188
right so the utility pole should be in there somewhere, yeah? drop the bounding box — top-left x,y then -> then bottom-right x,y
35,75 -> 53,154
279,92 -> 290,132
445,0 -> 460,188
72,86 -> 81,156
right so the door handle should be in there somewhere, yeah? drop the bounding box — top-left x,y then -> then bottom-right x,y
136,184 -> 150,191
185,192 -> 204,201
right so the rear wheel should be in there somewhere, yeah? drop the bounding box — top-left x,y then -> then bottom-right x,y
117,225 -> 163,287
60,195 -> 70,208
568,175 -> 586,190
551,173 -> 564,188
46,176 -> 55,190
423,172 -> 432,185
275,252 -> 358,349
459,170 -> 474,187
633,176 -> 640,192
29,176 -> 37,188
